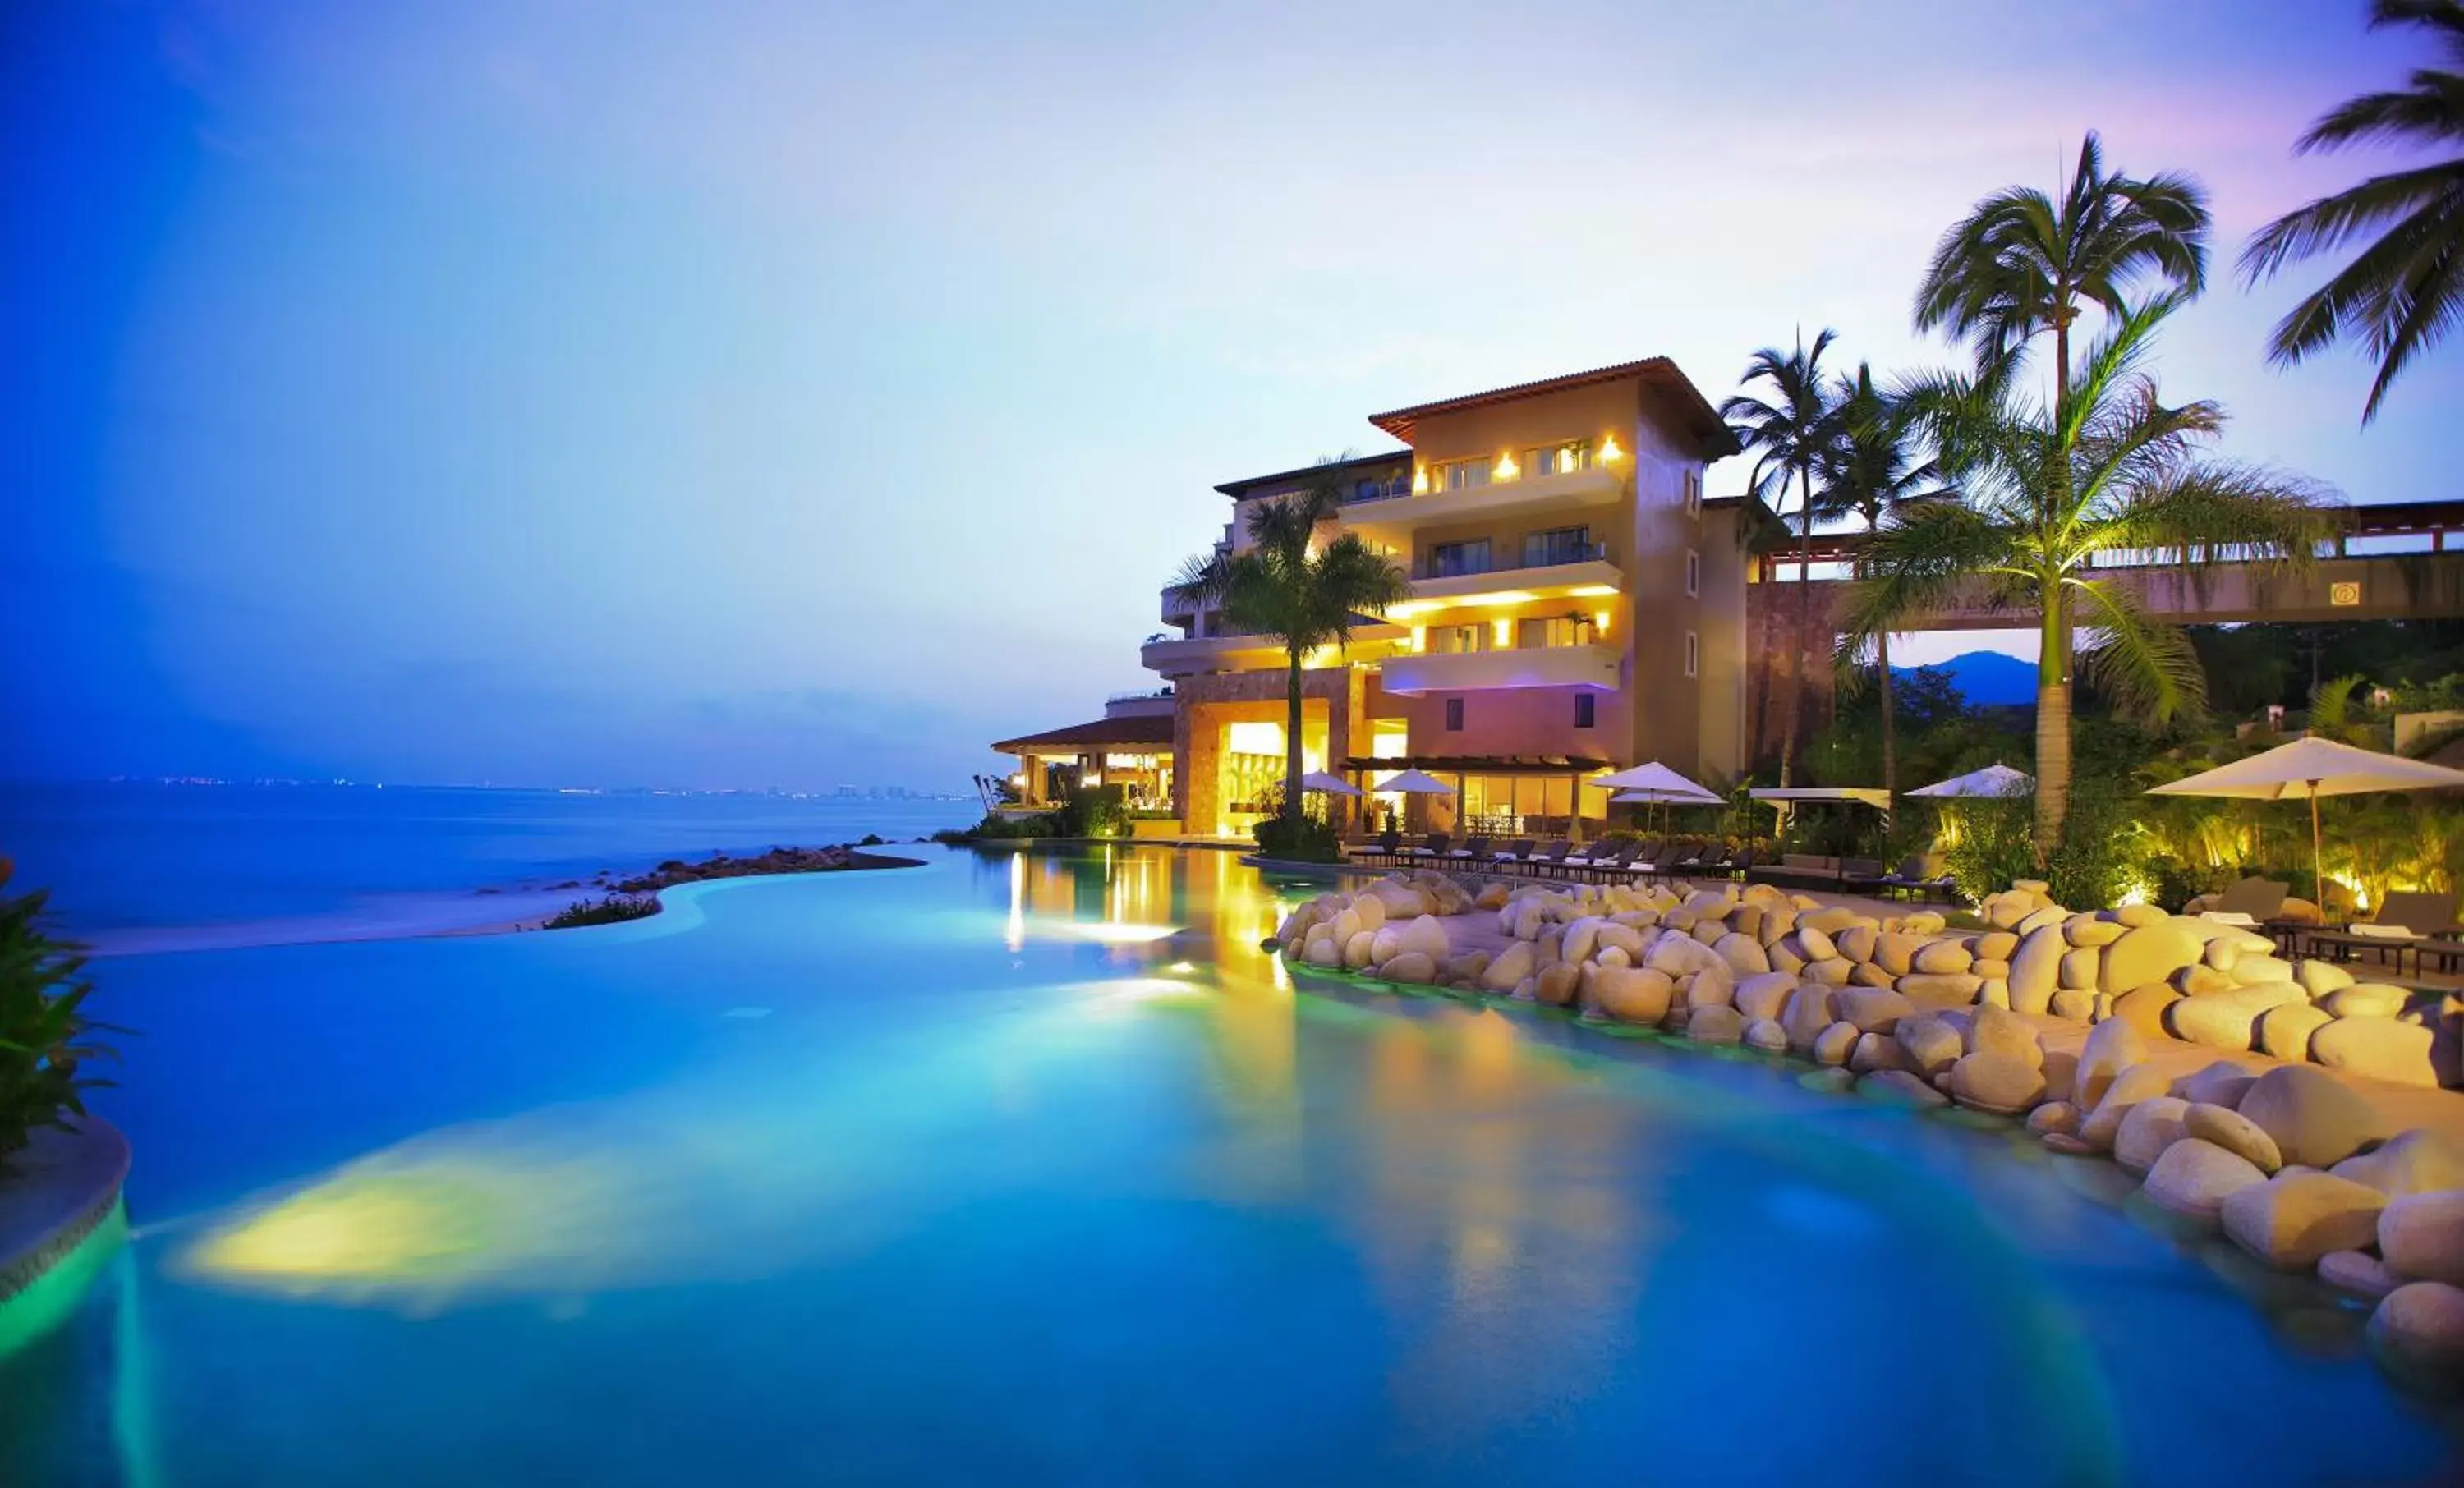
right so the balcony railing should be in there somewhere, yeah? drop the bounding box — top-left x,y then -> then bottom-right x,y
1418,540 -> 1610,580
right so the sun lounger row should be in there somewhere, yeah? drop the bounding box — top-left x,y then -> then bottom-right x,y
1340,833 -> 1758,884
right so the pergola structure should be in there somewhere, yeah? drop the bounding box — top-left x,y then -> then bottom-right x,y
991,714 -> 1176,812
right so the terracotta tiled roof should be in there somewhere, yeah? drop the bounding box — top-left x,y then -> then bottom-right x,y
1367,356 -> 1739,457
991,714 -> 1176,753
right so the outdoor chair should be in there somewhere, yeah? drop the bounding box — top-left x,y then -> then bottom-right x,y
1526,839 -> 1573,877
1492,838 -> 1538,869
1404,833 -> 1449,859
2205,876 -> 2289,922
1355,829 -> 1400,865
1722,847 -> 1757,880
2302,889 -> 2458,976
1447,834 -> 1493,861
1875,854 -> 1952,902
1570,839 -> 1641,881
1840,857 -> 1889,893
2373,890 -> 2457,935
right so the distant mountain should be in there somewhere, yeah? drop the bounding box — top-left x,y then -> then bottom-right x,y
1895,650 -> 2036,708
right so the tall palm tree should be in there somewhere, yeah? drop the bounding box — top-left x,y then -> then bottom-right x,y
2241,0 -> 2464,424
1170,477 -> 1413,824
1720,329 -> 1839,787
1846,293 -> 2335,857
1820,364 -> 1943,805
1915,132 -> 2210,420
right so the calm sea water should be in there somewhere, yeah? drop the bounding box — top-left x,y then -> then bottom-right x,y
2,847 -> 2456,1486
0,782 -> 975,935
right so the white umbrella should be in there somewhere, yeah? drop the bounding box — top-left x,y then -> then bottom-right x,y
1592,760 -> 1722,802
2146,737 -> 2464,900
1299,770 -> 1362,797
1372,768 -> 1457,794
1907,764 -> 2034,799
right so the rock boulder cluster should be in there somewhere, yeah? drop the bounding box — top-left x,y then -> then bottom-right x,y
1276,866 -> 2464,1393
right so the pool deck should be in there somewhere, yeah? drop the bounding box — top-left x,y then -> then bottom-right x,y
0,1118 -> 129,1304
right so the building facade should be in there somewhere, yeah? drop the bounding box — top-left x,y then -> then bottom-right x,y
993,356 -> 1753,838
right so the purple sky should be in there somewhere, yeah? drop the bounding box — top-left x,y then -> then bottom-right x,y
6,0 -> 2453,789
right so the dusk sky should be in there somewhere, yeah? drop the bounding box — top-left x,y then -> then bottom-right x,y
7,0 -> 2457,792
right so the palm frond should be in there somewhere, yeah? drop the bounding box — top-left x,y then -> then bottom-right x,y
2071,576 -> 2207,723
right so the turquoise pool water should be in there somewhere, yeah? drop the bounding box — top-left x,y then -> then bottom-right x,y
4,847 -> 2457,1485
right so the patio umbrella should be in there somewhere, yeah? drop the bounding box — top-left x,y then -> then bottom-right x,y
1907,764 -> 2034,798
2145,737 -> 2464,902
1591,760 -> 1722,802
1298,770 -> 1362,797
1599,765 -> 1722,838
1372,768 -> 1457,794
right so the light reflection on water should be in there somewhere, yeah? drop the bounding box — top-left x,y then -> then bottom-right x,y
3,847 -> 2457,1486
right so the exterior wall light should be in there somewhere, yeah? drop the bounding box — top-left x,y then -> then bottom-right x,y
1412,466 -> 1429,494
1600,433 -> 1624,462
1496,452 -> 1519,480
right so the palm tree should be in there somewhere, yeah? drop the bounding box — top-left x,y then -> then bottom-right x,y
1170,476 -> 1413,825
1915,131 -> 2210,420
1720,329 -> 1840,786
1820,364 -> 1943,804
2241,0 -> 2464,424
1846,293 -> 2335,857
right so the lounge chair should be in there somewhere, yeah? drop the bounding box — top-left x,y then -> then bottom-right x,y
1721,847 -> 1757,880
1568,838 -> 1641,881
1840,857 -> 1889,893
1524,839 -> 1574,877
1446,834 -> 1493,861
1403,832 -> 1449,859
1492,838 -> 1538,870
2195,875 -> 2287,925
1350,829 -> 1401,865
1657,843 -> 1707,881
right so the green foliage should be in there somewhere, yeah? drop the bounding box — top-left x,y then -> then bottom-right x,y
1252,811 -> 1343,862
543,894 -> 660,929
0,867 -> 116,1161
2042,772 -> 2149,911
2240,0 -> 2464,423
1050,783 -> 1129,838
1938,794 -> 2039,906
938,811 -> 1056,843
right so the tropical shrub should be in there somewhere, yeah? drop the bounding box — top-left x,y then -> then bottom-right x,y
1253,811 -> 1342,862
0,863 -> 114,1163
543,894 -> 660,929
1938,793 -> 2039,907
1050,784 -> 1129,838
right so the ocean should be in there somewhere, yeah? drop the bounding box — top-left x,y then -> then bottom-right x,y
0,782 -> 978,944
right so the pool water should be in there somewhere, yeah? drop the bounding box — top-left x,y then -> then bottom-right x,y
4,847 -> 2457,1486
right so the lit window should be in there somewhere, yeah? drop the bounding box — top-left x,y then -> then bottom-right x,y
1685,549 -> 1700,597
1433,458 -> 1491,492
1574,693 -> 1596,728
1685,631 -> 1699,678
1529,441 -> 1594,477
1445,697 -> 1464,731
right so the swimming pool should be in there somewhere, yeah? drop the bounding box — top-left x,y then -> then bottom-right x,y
4,847 -> 2455,1485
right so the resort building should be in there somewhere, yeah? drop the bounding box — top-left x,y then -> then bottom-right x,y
995,356 -> 1758,839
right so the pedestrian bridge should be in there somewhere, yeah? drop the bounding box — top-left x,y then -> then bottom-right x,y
1750,498 -> 2464,631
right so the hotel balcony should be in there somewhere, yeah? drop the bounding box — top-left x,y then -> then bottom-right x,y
1398,542 -> 1623,611
1340,464 -> 1624,542
1141,623 -> 1409,680
1379,642 -> 1621,696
